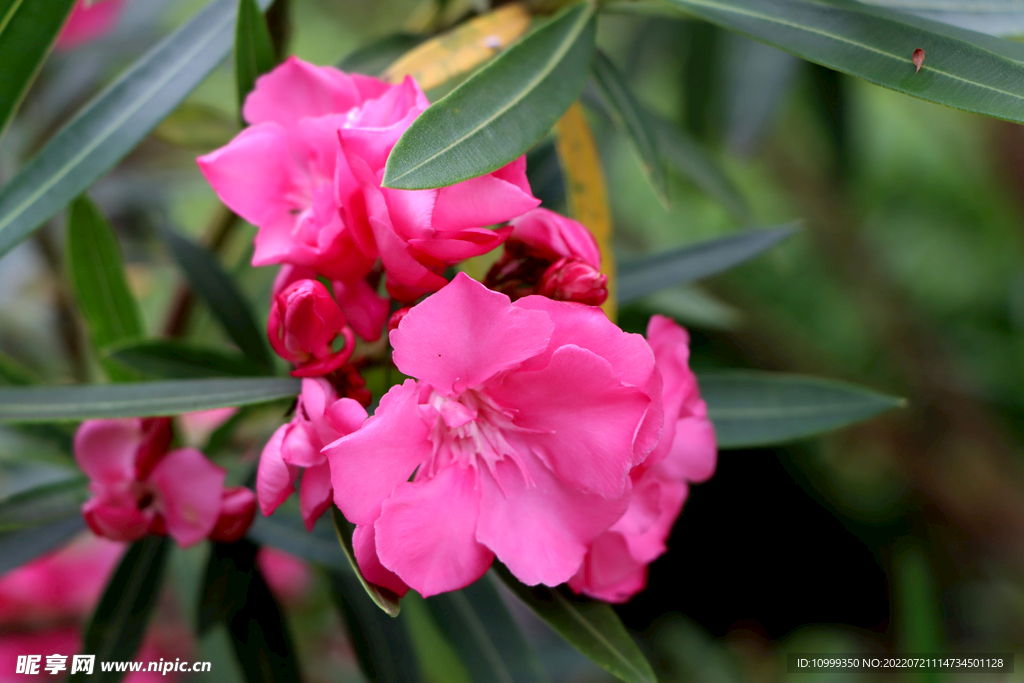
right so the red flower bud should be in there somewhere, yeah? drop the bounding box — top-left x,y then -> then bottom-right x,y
209,486 -> 258,543
388,307 -> 412,334
539,258 -> 608,306
268,279 -> 356,377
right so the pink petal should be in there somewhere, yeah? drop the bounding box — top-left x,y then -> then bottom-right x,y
56,0 -> 126,50
375,466 -> 493,597
325,380 -> 432,527
569,532 -> 647,603
209,487 -> 258,543
663,416 -> 717,483
74,419 -> 141,486
281,420 -> 321,468
352,523 -> 409,597
491,344 -> 650,499
149,448 -> 226,547
334,279 -> 390,342
299,462 -> 334,531
326,396 -> 369,435
407,226 -> 512,263
390,273 -> 553,395
82,495 -> 152,543
620,476 -> 687,565
257,427 -> 297,516
507,208 -> 601,266
432,158 -> 540,232
476,452 -> 629,587
243,57 -> 364,126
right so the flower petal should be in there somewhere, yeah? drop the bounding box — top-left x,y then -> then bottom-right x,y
256,425 -> 296,516
299,461 -> 334,532
568,531 -> 647,604
432,157 -> 539,232
352,523 -> 409,597
243,57 -> 365,126
149,448 -> 225,547
74,419 -> 141,486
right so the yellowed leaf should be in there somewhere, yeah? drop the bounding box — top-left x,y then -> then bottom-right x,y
382,3 -> 532,92
555,102 -> 616,321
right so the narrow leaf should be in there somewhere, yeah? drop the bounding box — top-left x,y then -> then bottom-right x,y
339,33 -> 427,76
0,0 -> 76,141
722,36 -> 800,157
0,0 -> 271,262
494,564 -> 656,683
858,0 -> 1024,36
161,227 -> 272,372
664,0 -> 1024,125
73,537 -> 169,683
0,477 -> 88,532
0,377 -> 299,422
65,196 -> 144,381
618,225 -> 796,304
590,50 -> 668,207
247,512 -> 350,571
107,340 -> 264,379
330,571 -> 422,683
697,370 -> 905,448
330,506 -> 402,617
383,1 -> 596,189
425,573 -> 548,683
0,515 -> 85,577
235,0 -> 276,111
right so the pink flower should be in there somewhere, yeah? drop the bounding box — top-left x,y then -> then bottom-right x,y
274,264 -> 390,343
268,278 -> 355,376
55,0 -> 127,50
569,316 -> 717,602
75,418 -> 226,547
197,57 -> 539,299
258,548 -> 312,605
485,208 -> 607,304
209,487 -> 258,543
324,273 -> 664,597
257,378 -> 368,530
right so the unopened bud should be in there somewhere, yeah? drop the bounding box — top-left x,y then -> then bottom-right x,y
539,258 -> 608,306
268,279 -> 355,377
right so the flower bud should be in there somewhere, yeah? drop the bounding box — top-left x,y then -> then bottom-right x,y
209,487 -> 258,543
539,257 -> 608,306
387,307 -> 412,334
268,279 -> 355,377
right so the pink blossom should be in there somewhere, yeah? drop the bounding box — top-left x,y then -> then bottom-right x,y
268,278 -> 355,376
197,57 -> 539,299
508,208 -> 601,266
258,548 -> 312,605
273,264 -> 389,343
570,316 -> 717,602
257,378 -> 368,530
75,418 -> 225,547
55,0 -> 127,50
176,407 -> 238,448
209,487 -> 258,543
538,257 -> 608,305
325,273 -> 664,597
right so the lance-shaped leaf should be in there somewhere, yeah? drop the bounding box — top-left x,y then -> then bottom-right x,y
247,512 -> 350,571
859,0 -> 1024,36
107,340 -> 264,379
0,515 -> 85,576
618,225 -> 796,304
160,227 -> 272,372
0,0 -> 271,262
590,50 -> 668,207
73,537 -> 169,683
65,196 -> 144,382
330,571 -> 422,683
0,477 -> 88,532
697,370 -> 905,448
0,377 -> 299,422
425,573 -> 548,683
0,0 -> 75,142
494,564 -> 656,683
339,33 -> 427,76
383,1 -> 596,189
235,0 -> 276,111
663,0 -> 1024,125
331,506 -> 402,617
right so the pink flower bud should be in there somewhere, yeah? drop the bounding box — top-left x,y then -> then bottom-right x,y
387,307 -> 411,333
209,487 -> 258,543
268,279 -> 356,377
539,258 -> 608,306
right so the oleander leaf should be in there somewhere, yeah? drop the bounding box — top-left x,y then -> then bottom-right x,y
106,340 -> 264,379
697,370 -> 906,448
383,1 -> 596,189
0,514 -> 85,576
235,0 -> 276,111
0,377 -> 300,422
330,506 -> 402,617
247,512 -> 350,571
0,0 -> 271,262
0,477 -> 88,532
860,0 -> 1024,36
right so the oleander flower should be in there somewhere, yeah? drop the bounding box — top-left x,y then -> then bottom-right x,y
55,0 -> 127,50
569,315 -> 717,602
257,378 -> 368,530
274,264 -> 390,343
268,277 -> 356,376
324,273 -> 664,597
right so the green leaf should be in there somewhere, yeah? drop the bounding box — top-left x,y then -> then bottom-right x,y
383,1 -> 596,190
861,1 -> 1024,36
721,36 -> 799,156
106,340 -> 264,379
0,515 -> 84,576
160,227 -> 272,372
494,564 -> 656,683
73,537 -> 170,683
0,477 -> 88,532
618,225 -> 796,304
650,114 -> 749,218
894,542 -> 944,677
247,512 -> 350,571
590,50 -> 668,208
65,196 -> 144,382
235,0 -> 277,111
199,540 -> 302,683
330,571 -> 422,683
0,349 -> 34,385
425,573 -> 548,683
338,33 -> 426,75
0,0 -> 270,262
664,0 -> 1024,125
0,377 -> 299,422
330,506 -> 402,617
697,370 -> 905,448
0,0 -> 76,141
